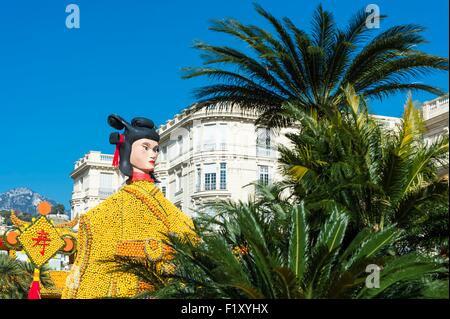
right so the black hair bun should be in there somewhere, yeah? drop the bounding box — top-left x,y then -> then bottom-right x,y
109,132 -> 122,145
132,117 -> 155,129
107,114 -> 160,178
108,114 -> 126,130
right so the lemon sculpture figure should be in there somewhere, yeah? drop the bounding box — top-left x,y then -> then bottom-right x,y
62,115 -> 196,299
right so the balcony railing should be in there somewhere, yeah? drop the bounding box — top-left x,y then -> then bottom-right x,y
100,154 -> 114,162
256,146 -> 275,157
423,96 -> 449,120
74,152 -> 115,169
99,188 -> 114,199
201,143 -> 228,152
191,189 -> 231,199
155,161 -> 167,170
203,143 -> 216,151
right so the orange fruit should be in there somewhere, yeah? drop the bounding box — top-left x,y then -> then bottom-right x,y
63,237 -> 74,252
6,230 -> 19,245
37,201 -> 52,215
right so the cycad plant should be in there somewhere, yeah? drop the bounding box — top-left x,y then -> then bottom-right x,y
0,253 -> 53,299
278,85 -> 449,255
110,83 -> 448,298
0,253 -> 30,299
110,184 -> 447,299
183,4 -> 448,127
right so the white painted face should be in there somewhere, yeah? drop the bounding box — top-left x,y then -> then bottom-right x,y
130,138 -> 160,174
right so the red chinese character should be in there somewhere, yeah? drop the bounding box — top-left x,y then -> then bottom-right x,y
32,229 -> 51,256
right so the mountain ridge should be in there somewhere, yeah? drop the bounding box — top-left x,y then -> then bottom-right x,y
0,187 -> 68,216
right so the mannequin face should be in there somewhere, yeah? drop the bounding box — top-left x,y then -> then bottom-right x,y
130,138 -> 160,174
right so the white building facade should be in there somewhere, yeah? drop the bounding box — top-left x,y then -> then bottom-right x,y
70,151 -> 127,220
69,105 -> 407,218
421,94 -> 449,176
422,94 -> 449,143
153,105 -> 294,217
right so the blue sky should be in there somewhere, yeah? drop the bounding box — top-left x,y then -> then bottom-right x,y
0,0 -> 448,209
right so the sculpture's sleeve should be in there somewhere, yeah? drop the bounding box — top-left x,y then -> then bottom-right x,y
62,192 -> 124,298
155,191 -> 198,243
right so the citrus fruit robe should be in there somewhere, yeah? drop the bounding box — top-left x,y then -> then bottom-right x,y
62,180 -> 195,299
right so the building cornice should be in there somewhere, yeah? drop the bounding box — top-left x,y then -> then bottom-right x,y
71,164 -> 117,179
422,93 -> 449,106
157,104 -> 260,137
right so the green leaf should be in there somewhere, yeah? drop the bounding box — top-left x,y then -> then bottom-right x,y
288,202 -> 309,281
351,225 -> 401,263
317,205 -> 349,253
358,256 -> 445,298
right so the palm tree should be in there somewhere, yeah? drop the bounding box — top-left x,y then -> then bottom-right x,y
0,254 -> 30,298
21,260 -> 56,291
0,254 -> 54,299
183,4 -> 448,127
398,200 -> 449,256
278,85 -> 449,250
109,185 -> 447,298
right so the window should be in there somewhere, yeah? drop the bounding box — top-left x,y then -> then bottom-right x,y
256,127 -> 271,156
100,173 -> 113,189
204,163 -> 216,190
177,135 -> 183,155
196,166 -> 201,192
99,173 -> 113,198
220,162 -> 227,190
257,127 -> 271,148
194,125 -> 201,152
168,140 -> 177,160
203,124 -> 216,151
218,124 -> 228,150
81,176 -> 89,190
161,146 -> 167,161
175,173 -> 182,192
159,179 -> 167,196
258,165 -> 269,185
205,173 -> 216,190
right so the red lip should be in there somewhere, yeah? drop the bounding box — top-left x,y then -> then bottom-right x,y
149,161 -> 155,164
